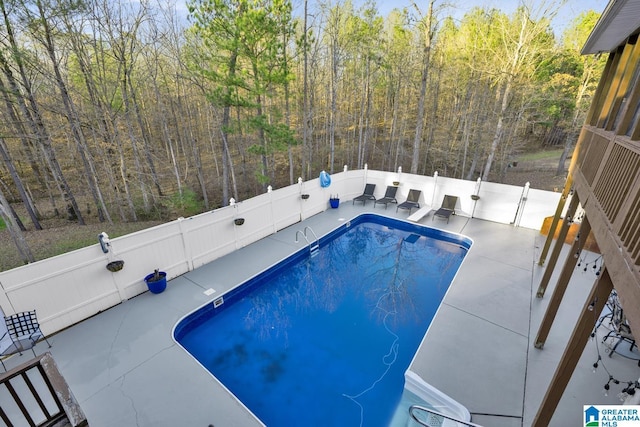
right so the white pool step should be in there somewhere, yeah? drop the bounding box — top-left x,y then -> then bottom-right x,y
407,206 -> 432,222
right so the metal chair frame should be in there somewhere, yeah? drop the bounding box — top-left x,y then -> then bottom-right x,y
1,310 -> 51,371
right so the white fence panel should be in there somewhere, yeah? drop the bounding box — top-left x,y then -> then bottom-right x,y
0,245 -> 121,334
270,185 -> 304,231
341,169 -> 367,202
180,209 -> 237,270
432,176 -> 478,217
396,170 -> 439,208
0,167 -> 563,335
325,169 -> 348,201
390,173 -> 437,210
519,188 -> 562,230
233,193 -> 275,247
299,176 -> 330,220
296,169 -> 359,214
110,221 -> 189,298
474,181 -> 523,224
362,169 -> 401,200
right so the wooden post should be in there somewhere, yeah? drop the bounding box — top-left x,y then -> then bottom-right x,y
538,177 -> 573,266
535,217 -> 591,348
531,268 -> 613,427
536,194 -> 580,298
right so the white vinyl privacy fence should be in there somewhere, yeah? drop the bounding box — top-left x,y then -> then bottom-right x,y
0,167 -> 561,335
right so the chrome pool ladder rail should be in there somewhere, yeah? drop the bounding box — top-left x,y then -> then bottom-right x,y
409,405 -> 483,427
295,226 -> 320,256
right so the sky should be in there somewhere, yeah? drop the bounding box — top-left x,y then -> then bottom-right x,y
456,0 -> 605,33
336,0 -> 607,35
178,0 -> 608,38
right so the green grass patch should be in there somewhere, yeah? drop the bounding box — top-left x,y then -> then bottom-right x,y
44,223 -> 164,256
517,149 -> 564,161
0,217 -> 5,231
0,218 -> 164,272
48,236 -> 101,256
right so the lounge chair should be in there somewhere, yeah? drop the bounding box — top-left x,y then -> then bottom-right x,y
396,189 -> 422,213
1,310 -> 51,370
374,186 -> 398,209
353,183 -> 376,205
433,195 -> 458,223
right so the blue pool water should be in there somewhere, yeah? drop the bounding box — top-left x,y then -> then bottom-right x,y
174,214 -> 471,426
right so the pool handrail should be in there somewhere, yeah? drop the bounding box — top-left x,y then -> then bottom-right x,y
295,226 -> 319,256
409,405 -> 483,427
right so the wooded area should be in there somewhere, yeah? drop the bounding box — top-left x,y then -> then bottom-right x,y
0,0 -> 605,263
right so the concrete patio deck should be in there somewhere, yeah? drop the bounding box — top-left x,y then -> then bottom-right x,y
2,202 -> 638,426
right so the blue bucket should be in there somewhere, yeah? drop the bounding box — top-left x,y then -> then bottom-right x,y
144,271 -> 167,294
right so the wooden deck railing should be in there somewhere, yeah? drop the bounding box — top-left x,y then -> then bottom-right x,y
532,22 -> 640,426
572,126 -> 640,334
0,352 -> 87,427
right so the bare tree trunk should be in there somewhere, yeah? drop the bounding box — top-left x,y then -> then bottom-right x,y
422,57 -> 441,175
482,80 -> 512,181
205,105 -> 221,179
356,64 -> 367,169
481,5 -> 560,181
117,44 -> 152,212
0,1 -> 84,225
154,80 -> 182,197
32,0 -> 111,223
128,79 -> 164,198
220,47 -> 241,205
183,110 -> 210,209
122,82 -> 151,212
410,0 -> 434,175
65,13 -> 129,221
256,93 -> 269,191
385,78 -> 401,171
395,84 -> 411,171
301,0 -> 310,181
110,116 -> 138,221
557,60 -> 596,175
282,33 -> 294,185
174,84 -> 209,209
0,136 -> 41,230
0,187 -> 34,263
0,72 -> 47,201
329,33 -> 339,174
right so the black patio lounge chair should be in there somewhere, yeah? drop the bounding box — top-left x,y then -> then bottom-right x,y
1,310 -> 51,370
374,186 -> 398,209
353,183 -> 377,205
433,195 -> 458,223
396,189 -> 422,213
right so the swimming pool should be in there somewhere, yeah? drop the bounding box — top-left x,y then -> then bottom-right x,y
174,214 -> 472,426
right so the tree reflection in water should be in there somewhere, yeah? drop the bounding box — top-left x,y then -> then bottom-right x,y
179,219 -> 468,426
243,222 -> 462,343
